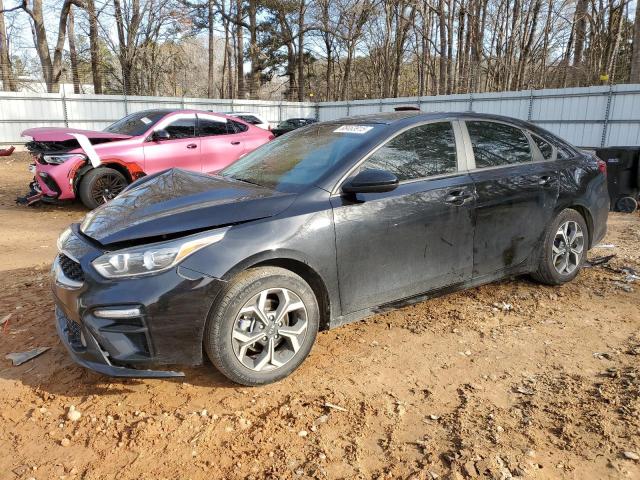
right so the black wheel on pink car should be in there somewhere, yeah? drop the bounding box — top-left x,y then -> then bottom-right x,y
78,167 -> 128,209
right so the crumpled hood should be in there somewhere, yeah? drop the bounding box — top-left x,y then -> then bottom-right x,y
22,127 -> 131,142
80,169 -> 296,245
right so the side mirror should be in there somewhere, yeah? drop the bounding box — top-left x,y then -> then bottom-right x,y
152,129 -> 171,141
342,168 -> 399,194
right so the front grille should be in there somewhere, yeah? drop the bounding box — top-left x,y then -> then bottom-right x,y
66,317 -> 82,346
59,254 -> 84,282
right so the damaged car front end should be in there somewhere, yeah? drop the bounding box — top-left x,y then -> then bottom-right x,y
19,140 -> 89,205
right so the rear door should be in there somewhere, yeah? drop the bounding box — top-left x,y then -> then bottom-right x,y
462,120 -> 559,278
143,114 -> 201,174
331,120 -> 476,314
197,114 -> 246,174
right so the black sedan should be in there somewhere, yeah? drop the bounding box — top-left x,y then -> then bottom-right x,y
53,112 -> 609,385
271,117 -> 317,137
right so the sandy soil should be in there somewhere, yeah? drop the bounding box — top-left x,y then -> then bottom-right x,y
0,153 -> 639,480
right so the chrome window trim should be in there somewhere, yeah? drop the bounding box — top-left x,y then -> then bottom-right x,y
330,118 -> 464,195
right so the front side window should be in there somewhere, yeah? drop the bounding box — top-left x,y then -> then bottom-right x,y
467,121 -> 532,168
363,122 -> 458,181
164,117 -> 196,139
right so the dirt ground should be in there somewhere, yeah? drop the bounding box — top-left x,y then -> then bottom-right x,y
0,153 -> 639,480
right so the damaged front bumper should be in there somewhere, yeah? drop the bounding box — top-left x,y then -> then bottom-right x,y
52,226 -> 226,378
55,306 -> 184,378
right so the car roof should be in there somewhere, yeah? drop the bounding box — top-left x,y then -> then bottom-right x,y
332,111 -> 535,128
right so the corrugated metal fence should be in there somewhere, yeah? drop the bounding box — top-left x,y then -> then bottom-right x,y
0,94 -> 316,147
2,84 -> 640,147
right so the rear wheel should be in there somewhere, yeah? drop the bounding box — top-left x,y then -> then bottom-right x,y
204,267 -> 319,386
532,208 -> 589,285
78,167 -> 128,209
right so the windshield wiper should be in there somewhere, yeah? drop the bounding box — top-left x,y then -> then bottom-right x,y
228,176 -> 264,187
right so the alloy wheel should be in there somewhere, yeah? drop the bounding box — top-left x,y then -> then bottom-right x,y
232,288 -> 308,372
91,173 -> 127,205
552,220 -> 584,275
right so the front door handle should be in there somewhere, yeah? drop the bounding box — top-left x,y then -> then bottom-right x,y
231,141 -> 241,145
186,143 -> 197,149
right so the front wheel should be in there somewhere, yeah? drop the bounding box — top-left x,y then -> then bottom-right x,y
78,167 -> 128,209
204,267 -> 319,386
532,208 -> 589,285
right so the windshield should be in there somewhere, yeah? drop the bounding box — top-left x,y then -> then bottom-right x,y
221,123 -> 381,192
104,111 -> 168,136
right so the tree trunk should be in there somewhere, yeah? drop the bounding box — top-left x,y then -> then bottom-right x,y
0,0 -> 17,91
207,0 -> 215,98
631,0 -> 640,82
235,0 -> 245,97
438,0 -> 447,94
85,0 -> 102,94
247,0 -> 259,99
68,6 -> 80,94
297,0 -> 305,101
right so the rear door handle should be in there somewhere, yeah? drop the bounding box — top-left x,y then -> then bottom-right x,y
186,143 -> 197,149
538,175 -> 552,185
444,190 -> 472,204
231,141 -> 241,145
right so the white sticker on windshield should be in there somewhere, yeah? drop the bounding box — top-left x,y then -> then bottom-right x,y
140,117 -> 152,125
333,125 -> 373,134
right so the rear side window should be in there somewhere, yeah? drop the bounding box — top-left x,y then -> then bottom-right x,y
467,121 -> 531,168
229,120 -> 248,133
364,122 -> 458,181
165,117 -> 196,139
198,118 -> 229,136
532,134 -> 554,160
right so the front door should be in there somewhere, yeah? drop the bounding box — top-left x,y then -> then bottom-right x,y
331,121 -> 476,314
143,114 -> 201,174
463,120 -> 559,278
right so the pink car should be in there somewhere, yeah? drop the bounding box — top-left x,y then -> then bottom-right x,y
20,109 -> 274,209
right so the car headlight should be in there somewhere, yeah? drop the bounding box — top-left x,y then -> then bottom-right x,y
57,226 -> 73,252
43,153 -> 86,165
92,228 -> 229,278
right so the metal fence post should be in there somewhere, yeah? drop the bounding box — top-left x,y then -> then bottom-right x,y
468,92 -> 473,112
314,102 -> 319,121
123,93 -> 129,115
600,84 -> 614,148
60,87 -> 69,128
346,101 -> 350,116
527,89 -> 534,122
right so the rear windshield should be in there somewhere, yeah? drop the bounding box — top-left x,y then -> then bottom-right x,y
104,111 -> 167,136
221,123 -> 381,192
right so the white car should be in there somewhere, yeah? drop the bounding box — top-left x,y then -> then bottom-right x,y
224,112 -> 271,130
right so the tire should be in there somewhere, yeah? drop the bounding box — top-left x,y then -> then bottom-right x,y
615,196 -> 637,213
531,208 -> 589,285
78,167 -> 128,209
204,267 -> 319,386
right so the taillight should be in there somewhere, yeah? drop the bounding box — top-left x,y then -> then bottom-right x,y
268,134 -> 275,140
597,159 -> 607,176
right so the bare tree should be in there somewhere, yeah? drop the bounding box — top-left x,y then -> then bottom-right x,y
0,0 -> 17,91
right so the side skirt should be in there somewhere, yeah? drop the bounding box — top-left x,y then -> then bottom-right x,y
327,266 -> 531,330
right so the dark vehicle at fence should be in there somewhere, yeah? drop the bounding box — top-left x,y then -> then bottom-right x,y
271,118 -> 317,137
53,111 -> 609,385
594,146 -> 640,213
